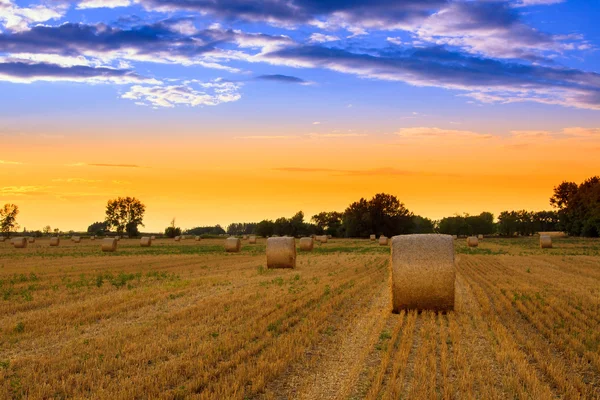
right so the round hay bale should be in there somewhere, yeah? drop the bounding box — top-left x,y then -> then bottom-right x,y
242,235 -> 248,240
0,237 -> 5,242
299,237 -> 314,251
370,234 -> 376,241
467,236 -> 479,247
115,236 -> 121,241
391,234 -> 455,312
249,236 -> 257,244
318,235 -> 328,243
13,237 -> 27,248
50,237 -> 60,246
540,235 -> 552,249
327,234 -> 332,239
452,235 -> 458,240
28,237 -> 35,244
151,236 -> 156,240
225,237 -> 241,253
174,236 -> 181,242
195,236 -> 201,241
72,236 -> 81,243
379,235 -> 388,246
90,236 -> 96,241
140,237 -> 152,247
539,231 -> 567,238
267,237 -> 296,268
101,238 -> 117,252
477,234 -> 483,240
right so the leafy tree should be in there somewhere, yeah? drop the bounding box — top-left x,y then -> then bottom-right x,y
226,223 -> 257,235
187,225 -> 226,236
105,197 -> 146,236
165,218 -> 182,238
497,211 -> 519,236
438,215 -> 469,236
87,221 -> 108,235
0,203 -> 19,237
311,211 -> 343,236
343,193 -> 413,238
412,215 -> 435,233
255,220 -> 275,237
43,225 -> 52,235
551,176 -> 600,236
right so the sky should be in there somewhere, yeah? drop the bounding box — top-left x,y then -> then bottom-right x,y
1,0 -> 600,232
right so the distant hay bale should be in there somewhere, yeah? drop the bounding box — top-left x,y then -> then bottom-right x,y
28,237 -> 35,244
242,235 -> 248,240
477,234 -> 483,240
267,237 -> 296,268
225,237 -> 241,253
50,237 -> 60,246
318,235 -> 328,243
115,236 -> 121,241
249,236 -> 257,244
174,236 -> 181,242
90,236 -> 96,241
72,236 -> 81,243
370,234 -> 376,241
299,237 -> 314,251
327,234 -> 332,239
0,237 -> 5,243
195,236 -> 201,241
391,234 -> 455,312
539,231 -> 567,238
379,235 -> 388,246
467,236 -> 479,247
13,237 -> 27,249
151,236 -> 156,240
452,235 -> 458,240
140,237 -> 152,247
540,235 -> 553,249
101,238 -> 117,252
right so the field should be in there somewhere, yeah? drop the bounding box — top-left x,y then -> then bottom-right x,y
1,237 -> 600,399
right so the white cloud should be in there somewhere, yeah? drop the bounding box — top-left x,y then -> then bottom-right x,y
0,0 -> 65,32
0,159 -> 23,165
234,135 -> 299,140
307,132 -> 367,138
309,33 -> 340,43
386,37 -> 403,45
396,127 -> 492,139
77,0 -> 131,9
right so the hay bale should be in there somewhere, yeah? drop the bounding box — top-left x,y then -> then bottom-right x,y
267,237 -> 296,268
50,237 -> 60,246
72,236 -> 81,243
467,236 -> 478,247
540,235 -> 552,249
318,235 -> 328,243
477,234 -> 483,240
91,236 -> 96,241
370,234 -> 376,241
327,234 -> 332,239
174,236 -> 181,242
299,237 -> 314,251
151,236 -> 156,240
115,236 -> 121,241
195,236 -> 201,241
225,237 -> 241,253
13,237 -> 27,248
28,237 -> 35,243
452,235 -> 458,240
391,234 -> 455,312
539,231 -> 567,238
379,235 -> 388,246
140,237 -> 152,247
101,238 -> 117,252
0,237 -> 5,242
242,235 -> 248,240
249,236 -> 257,244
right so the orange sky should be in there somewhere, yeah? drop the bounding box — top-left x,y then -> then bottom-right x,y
2,126 -> 599,232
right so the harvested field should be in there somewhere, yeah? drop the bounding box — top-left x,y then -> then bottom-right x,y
1,237 -> 599,399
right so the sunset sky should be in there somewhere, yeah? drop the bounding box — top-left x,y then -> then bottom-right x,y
1,0 -> 600,232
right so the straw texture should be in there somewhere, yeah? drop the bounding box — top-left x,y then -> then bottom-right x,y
391,234 -> 455,312
467,236 -> 479,247
50,237 -> 60,246
13,237 -> 27,248
370,234 -> 376,241
101,238 -> 117,252
299,237 -> 314,251
249,236 -> 257,244
267,237 -> 296,268
540,235 -> 553,249
72,236 -> 81,243
224,237 -> 241,252
140,237 -> 152,247
379,236 -> 388,246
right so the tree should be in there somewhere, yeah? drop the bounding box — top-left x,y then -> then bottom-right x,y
87,221 -> 108,235
412,215 -> 435,233
105,197 -> 146,236
43,225 -> 52,235
311,211 -> 343,236
255,220 -> 275,237
0,203 -> 19,237
165,218 -> 182,238
550,176 -> 600,237
187,225 -> 226,236
343,193 -> 413,238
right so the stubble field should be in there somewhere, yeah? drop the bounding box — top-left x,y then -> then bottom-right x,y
1,236 -> 599,399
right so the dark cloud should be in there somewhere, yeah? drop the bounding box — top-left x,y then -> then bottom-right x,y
0,61 -> 150,83
255,74 -> 308,84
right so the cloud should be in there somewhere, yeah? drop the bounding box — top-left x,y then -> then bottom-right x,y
235,135 -> 299,139
51,178 -> 102,183
514,0 -> 565,6
0,61 -> 157,84
77,0 -> 132,9
396,127 -> 493,139
0,185 -> 51,196
273,166 -> 454,177
510,130 -> 553,138
309,33 -> 340,43
312,121 -> 321,125
0,0 -> 65,32
255,74 -> 310,84
0,159 -> 22,165
562,127 -> 600,137
87,163 -> 143,168
121,80 -> 241,108
261,45 -> 600,110
386,37 -> 403,46
307,132 -> 368,138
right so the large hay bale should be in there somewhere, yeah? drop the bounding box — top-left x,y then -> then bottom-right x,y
540,235 -> 553,249
13,237 -> 27,248
101,238 -> 117,252
140,237 -> 152,247
467,236 -> 479,247
50,237 -> 60,246
225,237 -> 241,252
28,237 -> 35,243
391,234 -> 455,312
249,236 -> 257,244
477,234 -> 483,240
379,235 -> 388,246
72,236 -> 81,243
370,234 -> 376,241
299,237 -> 314,251
267,237 -> 296,268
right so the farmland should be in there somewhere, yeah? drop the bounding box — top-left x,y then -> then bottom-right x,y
1,237 -> 600,399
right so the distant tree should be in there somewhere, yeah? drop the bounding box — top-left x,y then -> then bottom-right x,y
186,225 -> 226,236
311,211 -> 343,236
43,225 -> 52,235
226,222 -> 258,235
105,197 -> 146,236
412,215 -> 435,233
53,228 -> 60,234
497,211 -> 519,236
255,220 -> 275,237
87,221 -> 109,235
438,215 -> 469,236
165,218 -> 182,238
0,203 -> 19,237
343,193 -> 413,237
551,176 -> 600,236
